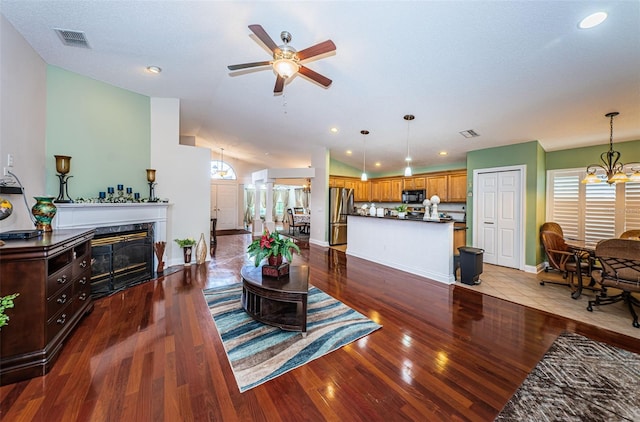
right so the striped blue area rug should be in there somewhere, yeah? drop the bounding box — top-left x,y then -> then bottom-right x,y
203,284 -> 382,392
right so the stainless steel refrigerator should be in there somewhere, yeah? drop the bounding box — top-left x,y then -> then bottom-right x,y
329,187 -> 354,245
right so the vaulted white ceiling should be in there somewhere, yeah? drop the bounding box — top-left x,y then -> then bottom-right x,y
2,1 -> 639,173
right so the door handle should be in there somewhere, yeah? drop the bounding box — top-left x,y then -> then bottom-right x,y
484,222 -> 494,224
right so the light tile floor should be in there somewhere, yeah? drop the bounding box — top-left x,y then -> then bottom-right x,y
457,263 -> 640,339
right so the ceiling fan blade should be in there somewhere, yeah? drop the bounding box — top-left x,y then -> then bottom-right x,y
248,24 -> 279,53
298,66 -> 332,87
274,75 -> 285,93
228,61 -> 272,71
296,40 -> 336,61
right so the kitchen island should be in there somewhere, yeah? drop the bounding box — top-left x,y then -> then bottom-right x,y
346,214 -> 455,284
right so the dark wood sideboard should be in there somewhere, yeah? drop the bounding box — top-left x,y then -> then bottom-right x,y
0,228 -> 95,385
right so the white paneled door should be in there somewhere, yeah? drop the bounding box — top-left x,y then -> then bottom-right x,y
211,184 -> 238,230
476,169 -> 521,269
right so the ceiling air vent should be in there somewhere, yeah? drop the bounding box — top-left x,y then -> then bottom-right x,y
54,28 -> 91,48
459,129 -> 480,138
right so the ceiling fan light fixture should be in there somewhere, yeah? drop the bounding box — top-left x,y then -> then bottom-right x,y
273,58 -> 299,78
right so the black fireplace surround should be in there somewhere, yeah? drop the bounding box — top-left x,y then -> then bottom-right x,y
90,222 -> 154,299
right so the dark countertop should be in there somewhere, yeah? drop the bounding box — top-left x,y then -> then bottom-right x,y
348,214 -> 455,224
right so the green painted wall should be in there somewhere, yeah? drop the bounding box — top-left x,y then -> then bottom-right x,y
330,156 -> 466,179
45,66 -> 151,199
546,139 -> 640,170
329,157 -> 360,178
467,141 -> 544,268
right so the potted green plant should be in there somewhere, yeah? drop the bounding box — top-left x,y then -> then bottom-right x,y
395,204 -> 408,219
247,229 -> 301,267
0,293 -> 19,329
175,237 -> 197,265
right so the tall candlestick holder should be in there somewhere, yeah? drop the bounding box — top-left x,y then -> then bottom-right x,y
54,155 -> 74,203
146,169 -> 157,202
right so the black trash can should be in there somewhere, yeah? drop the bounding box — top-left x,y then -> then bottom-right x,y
458,246 -> 484,285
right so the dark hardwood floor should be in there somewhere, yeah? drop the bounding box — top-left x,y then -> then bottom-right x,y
1,233 -> 638,421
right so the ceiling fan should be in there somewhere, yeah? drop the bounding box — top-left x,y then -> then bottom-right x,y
227,24 -> 336,94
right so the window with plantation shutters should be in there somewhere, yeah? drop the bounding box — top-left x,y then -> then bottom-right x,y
584,182 -> 616,242
547,169 -> 637,241
548,171 -> 580,239
624,182 -> 640,230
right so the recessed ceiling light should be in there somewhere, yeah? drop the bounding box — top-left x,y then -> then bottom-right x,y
346,150 -> 352,156
330,127 -> 338,133
375,162 -> 381,167
439,151 -> 448,156
579,12 -> 607,29
146,66 -> 162,74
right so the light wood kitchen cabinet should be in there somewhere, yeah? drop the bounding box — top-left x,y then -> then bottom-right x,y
370,180 -> 381,202
354,180 -> 370,202
426,175 -> 447,200
404,177 -> 426,190
343,179 -> 357,190
390,179 -> 403,202
447,172 -> 467,203
379,180 -> 391,202
329,177 -> 345,188
329,171 -> 465,203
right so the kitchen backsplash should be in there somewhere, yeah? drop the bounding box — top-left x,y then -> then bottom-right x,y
353,202 -> 466,221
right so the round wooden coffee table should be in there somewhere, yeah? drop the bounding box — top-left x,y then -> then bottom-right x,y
240,265 -> 309,336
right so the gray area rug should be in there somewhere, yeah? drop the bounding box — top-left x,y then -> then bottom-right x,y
495,332 -> 640,421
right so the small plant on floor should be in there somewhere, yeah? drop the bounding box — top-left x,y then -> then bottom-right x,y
174,238 -> 196,248
0,293 -> 19,329
247,229 -> 301,267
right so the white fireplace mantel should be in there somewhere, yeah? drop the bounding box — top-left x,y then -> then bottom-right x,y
53,203 -> 171,242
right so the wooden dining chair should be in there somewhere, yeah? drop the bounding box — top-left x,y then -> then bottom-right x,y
587,238 -> 640,328
620,229 -> 640,240
539,231 -> 591,296
286,209 -> 304,235
540,222 -> 564,237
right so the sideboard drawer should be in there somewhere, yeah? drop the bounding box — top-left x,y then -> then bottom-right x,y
47,283 -> 73,321
46,307 -> 73,343
47,267 -> 73,297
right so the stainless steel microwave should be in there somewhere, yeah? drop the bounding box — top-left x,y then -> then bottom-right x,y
402,189 -> 425,204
